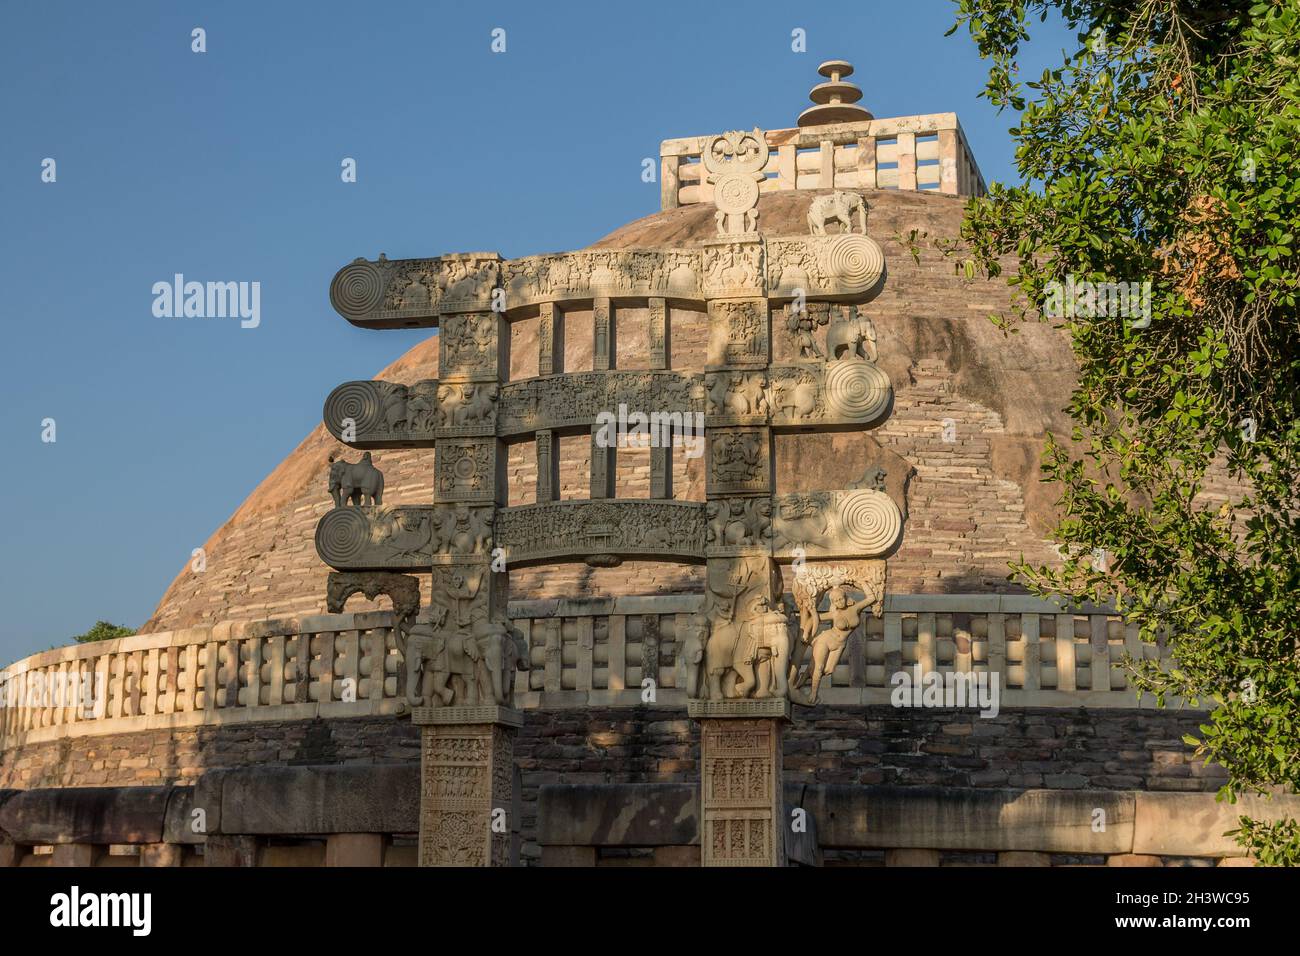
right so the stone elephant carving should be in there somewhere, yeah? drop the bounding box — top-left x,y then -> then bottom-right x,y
679,612 -> 709,699
704,597 -> 791,700
328,452 -> 385,507
827,308 -> 878,362
807,191 -> 868,236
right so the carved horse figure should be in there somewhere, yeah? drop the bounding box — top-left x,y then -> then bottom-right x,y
328,452 -> 385,507
807,191 -> 868,236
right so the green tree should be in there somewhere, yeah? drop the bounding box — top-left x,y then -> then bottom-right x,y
73,621 -> 136,644
949,0 -> 1300,861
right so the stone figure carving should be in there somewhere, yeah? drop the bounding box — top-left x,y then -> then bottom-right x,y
786,306 -> 829,360
328,452 -> 385,507
702,129 -> 767,236
705,498 -> 772,550
772,489 -> 902,557
679,612 -> 710,699
373,508 -> 433,562
828,306 -> 878,362
702,558 -> 791,700
807,191 -> 868,236
434,503 -> 493,554
437,382 -> 499,429
770,367 -> 821,420
788,561 -> 887,705
407,610 -> 521,708
704,593 -> 791,700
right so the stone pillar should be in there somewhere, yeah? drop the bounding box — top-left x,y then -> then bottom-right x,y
539,302 -> 562,376
536,429 -> 557,503
593,296 -> 613,371
896,132 -> 917,191
648,297 -> 668,369
591,425 -> 614,499
689,698 -> 790,867
937,128 -> 959,195
414,705 -> 522,867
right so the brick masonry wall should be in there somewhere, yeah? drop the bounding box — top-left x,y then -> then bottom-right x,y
0,707 -> 1222,862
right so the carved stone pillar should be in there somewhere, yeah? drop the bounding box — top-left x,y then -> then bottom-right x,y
591,425 -> 614,499
650,441 -> 672,499
593,296 -> 613,371
648,297 -> 668,369
536,428 -> 557,502
689,698 -> 790,866
539,302 -> 562,376
414,705 -> 522,867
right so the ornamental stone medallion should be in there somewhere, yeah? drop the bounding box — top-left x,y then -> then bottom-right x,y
314,61 -> 909,866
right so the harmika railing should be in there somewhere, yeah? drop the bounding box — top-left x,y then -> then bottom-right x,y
659,113 -> 988,209
0,594 -> 1173,747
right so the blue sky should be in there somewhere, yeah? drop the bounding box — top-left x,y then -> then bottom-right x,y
0,1 -> 1074,662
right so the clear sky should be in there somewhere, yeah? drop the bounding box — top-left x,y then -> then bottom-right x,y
0,0 -> 1074,663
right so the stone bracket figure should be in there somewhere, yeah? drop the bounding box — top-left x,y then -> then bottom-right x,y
788,562 -> 887,705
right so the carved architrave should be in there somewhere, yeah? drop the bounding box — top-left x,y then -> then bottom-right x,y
416,713 -> 519,867
702,240 -> 765,301
705,497 -> 773,556
766,235 -> 886,303
329,254 -> 502,329
768,360 -> 891,427
494,500 -> 707,565
708,427 -> 770,497
706,298 -> 769,369
500,249 -> 702,307
770,489 -> 902,558
315,505 -> 435,571
434,439 -> 500,504
439,312 -> 502,383
498,371 -> 700,437
704,370 -> 770,426
323,380 -> 437,448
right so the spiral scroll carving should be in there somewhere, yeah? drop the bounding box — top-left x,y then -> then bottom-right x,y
330,260 -> 386,317
315,507 -> 372,567
824,360 -> 891,422
820,235 -> 885,295
836,489 -> 902,554
323,381 -> 384,437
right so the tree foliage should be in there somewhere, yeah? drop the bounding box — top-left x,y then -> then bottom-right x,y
73,621 -> 136,644
950,0 -> 1300,860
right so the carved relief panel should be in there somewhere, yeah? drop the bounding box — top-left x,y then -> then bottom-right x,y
434,439 -> 502,504
707,427 -> 771,497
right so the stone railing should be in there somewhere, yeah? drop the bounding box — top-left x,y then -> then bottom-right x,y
660,113 -> 988,208
0,593 -> 1174,749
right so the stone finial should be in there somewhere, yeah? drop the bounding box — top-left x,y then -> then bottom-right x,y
797,59 -> 874,127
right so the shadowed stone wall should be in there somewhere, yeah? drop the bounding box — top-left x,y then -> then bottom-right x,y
0,707 -> 1221,863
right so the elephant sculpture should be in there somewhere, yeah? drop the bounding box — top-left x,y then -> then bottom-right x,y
328,452 -> 385,507
827,308 -> 878,362
679,612 -> 709,699
807,190 -> 868,236
406,613 -> 526,707
704,595 -> 791,700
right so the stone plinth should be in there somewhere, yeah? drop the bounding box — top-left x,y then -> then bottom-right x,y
412,705 -> 522,867
688,698 -> 790,867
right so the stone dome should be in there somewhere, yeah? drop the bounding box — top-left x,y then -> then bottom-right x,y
141,188 -> 1076,634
